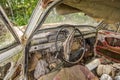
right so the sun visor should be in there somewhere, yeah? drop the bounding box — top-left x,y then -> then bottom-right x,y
55,4 -> 80,15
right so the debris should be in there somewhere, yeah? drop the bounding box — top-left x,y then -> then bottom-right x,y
49,63 -> 57,70
86,58 -> 101,70
53,65 -> 99,80
38,65 -> 99,80
114,76 -> 120,80
96,63 -> 120,78
100,74 -> 112,80
112,63 -> 120,69
34,60 -> 49,79
38,70 -> 59,80
97,65 -> 114,76
28,52 -> 42,72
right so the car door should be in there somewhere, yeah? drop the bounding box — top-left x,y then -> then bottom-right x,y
0,6 -> 23,80
94,24 -> 120,63
22,0 -> 62,79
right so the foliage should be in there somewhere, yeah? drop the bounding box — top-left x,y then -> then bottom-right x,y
0,0 -> 38,26
0,0 -> 96,26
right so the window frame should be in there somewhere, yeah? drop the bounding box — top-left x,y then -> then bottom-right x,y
0,6 -> 20,53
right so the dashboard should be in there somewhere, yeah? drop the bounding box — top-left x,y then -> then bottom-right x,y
29,24 -> 96,52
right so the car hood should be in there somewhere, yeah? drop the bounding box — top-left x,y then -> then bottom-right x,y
55,0 -> 120,23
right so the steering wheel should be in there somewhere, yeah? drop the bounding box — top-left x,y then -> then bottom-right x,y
55,26 -> 86,64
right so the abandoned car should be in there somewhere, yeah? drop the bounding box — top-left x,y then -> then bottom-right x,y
0,0 -> 120,80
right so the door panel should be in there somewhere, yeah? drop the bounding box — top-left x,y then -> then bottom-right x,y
0,44 -> 23,80
0,62 -> 11,80
0,6 -> 23,79
94,30 -> 120,62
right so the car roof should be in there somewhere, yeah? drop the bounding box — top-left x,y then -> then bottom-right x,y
55,0 -> 120,23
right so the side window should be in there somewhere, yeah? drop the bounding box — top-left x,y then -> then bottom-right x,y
0,19 -> 16,50
118,26 -> 120,33
105,24 -> 120,33
106,24 -> 117,32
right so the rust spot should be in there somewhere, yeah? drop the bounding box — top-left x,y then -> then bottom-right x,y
42,0 -> 53,9
21,35 -> 27,45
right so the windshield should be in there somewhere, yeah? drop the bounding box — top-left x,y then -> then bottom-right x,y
44,9 -> 98,26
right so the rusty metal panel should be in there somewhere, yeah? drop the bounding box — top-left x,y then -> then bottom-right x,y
94,30 -> 120,62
